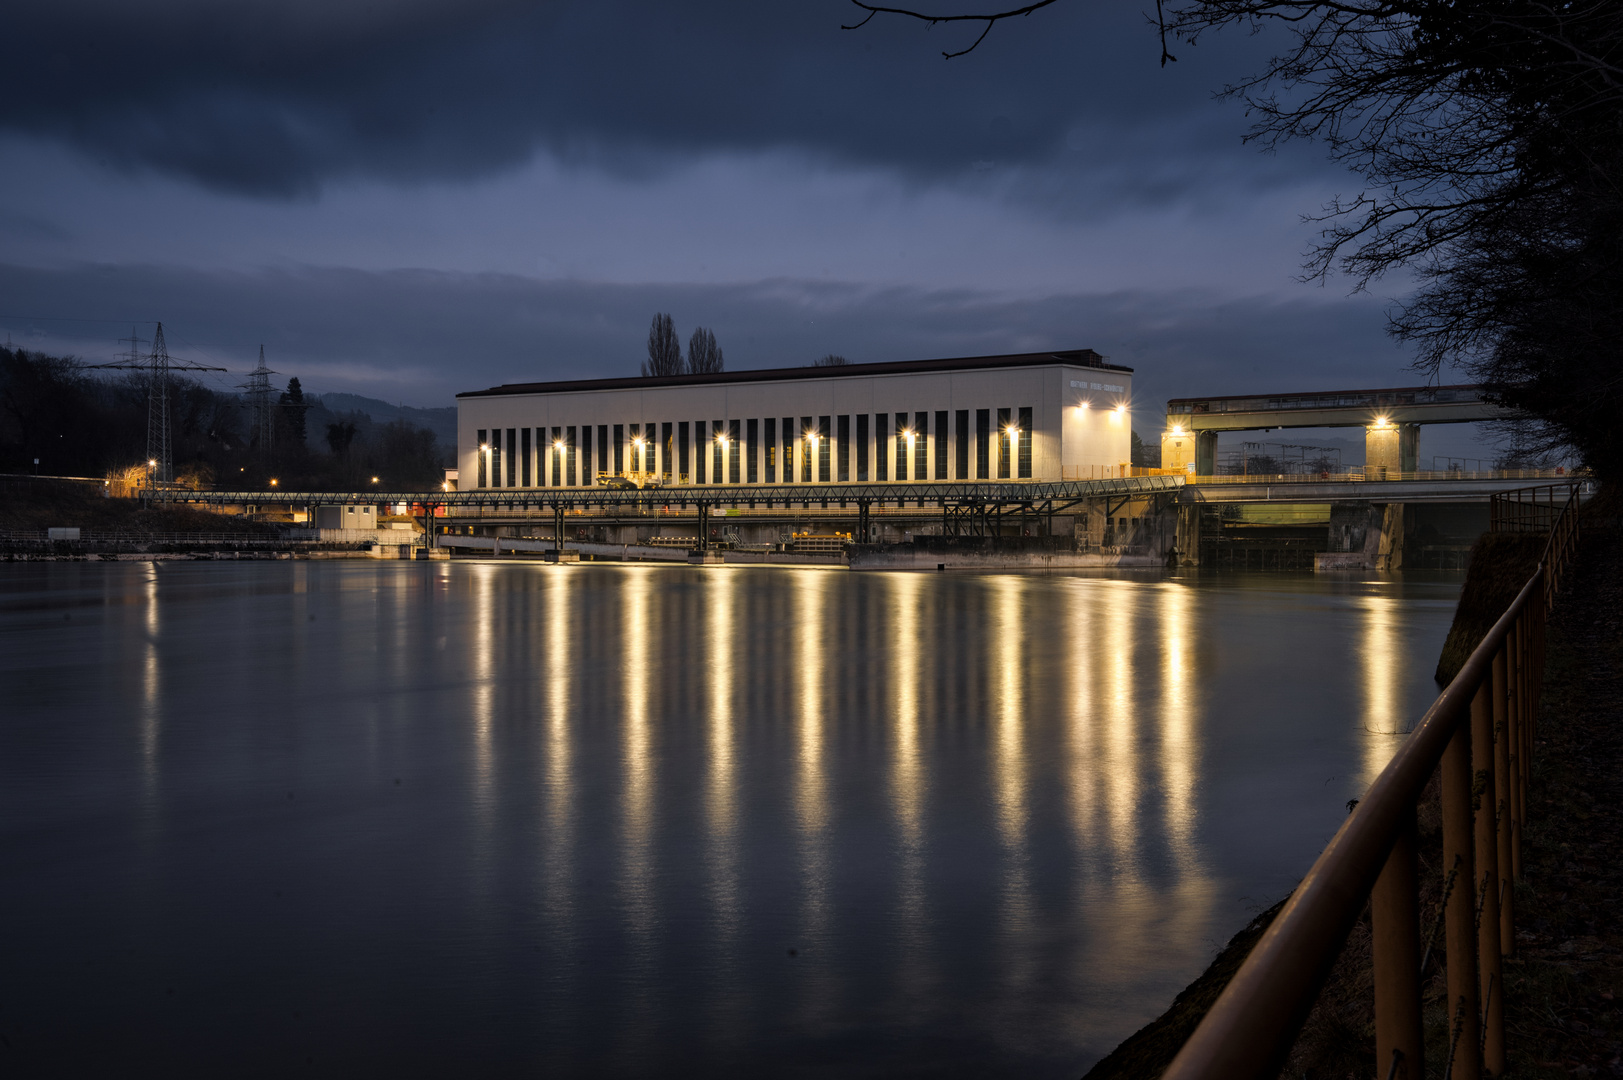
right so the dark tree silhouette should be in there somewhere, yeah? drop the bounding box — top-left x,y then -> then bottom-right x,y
813,354 -> 851,367
325,420 -> 358,456
687,327 -> 725,374
278,377 -> 310,448
643,313 -> 684,377
848,0 -> 1623,473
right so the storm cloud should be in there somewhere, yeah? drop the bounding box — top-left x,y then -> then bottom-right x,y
6,1 -> 1311,199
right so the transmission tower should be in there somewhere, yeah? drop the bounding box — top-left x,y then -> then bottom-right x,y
240,345 -> 278,455
91,322 -> 226,485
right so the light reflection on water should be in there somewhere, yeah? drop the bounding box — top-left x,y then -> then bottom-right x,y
0,561 -> 1461,1078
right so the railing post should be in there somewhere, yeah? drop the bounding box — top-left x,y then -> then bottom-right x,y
1501,628 -> 1522,882
1472,680 -> 1506,1076
1492,643 -> 1516,942
1442,719 -> 1482,1080
1372,805 -> 1423,1080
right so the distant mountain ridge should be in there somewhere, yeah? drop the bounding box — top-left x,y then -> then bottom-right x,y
310,392 -> 456,449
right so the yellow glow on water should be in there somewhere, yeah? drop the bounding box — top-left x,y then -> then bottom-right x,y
1358,592 -> 1408,786
1158,584 -> 1197,867
990,576 -> 1028,849
708,568 -> 741,939
890,571 -> 924,846
544,564 -> 576,932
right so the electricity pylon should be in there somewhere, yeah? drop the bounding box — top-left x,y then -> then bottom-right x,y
92,322 -> 226,485
240,345 -> 278,456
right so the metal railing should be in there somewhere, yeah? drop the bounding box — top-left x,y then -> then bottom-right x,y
1491,482 -> 1588,534
1164,485 -> 1582,1080
1189,467 -> 1577,485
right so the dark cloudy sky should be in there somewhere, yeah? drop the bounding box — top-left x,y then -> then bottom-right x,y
0,0 -> 1491,456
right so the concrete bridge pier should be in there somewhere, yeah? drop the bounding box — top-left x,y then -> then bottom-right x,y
1326,502 -> 1407,570
1365,422 -> 1421,478
1174,503 -> 1202,566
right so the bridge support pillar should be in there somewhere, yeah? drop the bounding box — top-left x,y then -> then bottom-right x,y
1174,503 -> 1201,566
1195,431 -> 1218,477
1366,423 -> 1420,478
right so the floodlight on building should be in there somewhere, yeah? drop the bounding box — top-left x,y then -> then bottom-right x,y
1171,424 -> 1186,437
1115,403 -> 1127,415
479,443 -> 488,451
554,439 -> 566,452
1372,415 -> 1391,428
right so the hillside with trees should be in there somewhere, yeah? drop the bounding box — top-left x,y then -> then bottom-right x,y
0,345 -> 451,491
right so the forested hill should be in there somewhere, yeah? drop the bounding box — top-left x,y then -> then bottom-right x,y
0,345 -> 451,491
312,393 -> 456,450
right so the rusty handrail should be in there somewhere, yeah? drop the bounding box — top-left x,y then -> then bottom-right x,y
1164,486 -> 1581,1080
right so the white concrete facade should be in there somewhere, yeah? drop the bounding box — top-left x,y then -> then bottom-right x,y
456,350 -> 1133,489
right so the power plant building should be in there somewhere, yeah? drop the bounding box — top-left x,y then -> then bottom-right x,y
456,349 -> 1133,491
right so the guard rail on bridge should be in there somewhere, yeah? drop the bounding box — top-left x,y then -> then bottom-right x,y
1164,486 -> 1581,1080
140,474 -> 1183,512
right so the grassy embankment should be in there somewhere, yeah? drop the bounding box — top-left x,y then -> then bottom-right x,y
1083,494 -> 1621,1079
0,481 -> 274,536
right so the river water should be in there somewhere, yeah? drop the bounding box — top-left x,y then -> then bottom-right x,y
1,561 -> 1461,1077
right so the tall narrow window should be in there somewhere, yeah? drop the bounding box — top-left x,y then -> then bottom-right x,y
566,426 -> 578,485
597,425 -> 609,481
837,415 -> 850,482
613,424 -> 624,475
875,413 -> 888,481
628,424 -> 640,472
580,427 -> 592,486
765,417 -> 777,482
956,410 -> 970,479
801,417 -> 814,482
1018,406 -> 1033,478
856,414 -> 869,481
976,409 -> 990,479
914,412 -> 928,479
895,412 -> 909,481
491,431 -> 501,487
551,427 -> 562,486
477,429 -> 487,488
506,428 -> 517,487
997,408 -> 1011,479
679,421 -> 691,482
694,420 -> 707,483
747,419 -> 759,483
712,420 -> 725,484
521,427 -> 532,487
817,416 -> 831,482
784,417 -> 796,482
728,419 -> 741,483
662,422 -> 673,482
935,411 -> 948,479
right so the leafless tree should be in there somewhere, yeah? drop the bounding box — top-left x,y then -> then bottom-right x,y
843,0 -> 1175,64
845,0 -> 1623,472
643,313 -> 684,377
687,327 -> 725,374
813,354 -> 851,366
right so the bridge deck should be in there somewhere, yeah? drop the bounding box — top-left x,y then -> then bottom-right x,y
1166,384 -> 1505,432
145,474 -> 1185,511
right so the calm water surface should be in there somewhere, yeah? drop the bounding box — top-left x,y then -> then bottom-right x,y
1,562 -> 1461,1077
